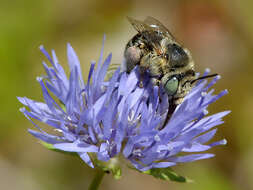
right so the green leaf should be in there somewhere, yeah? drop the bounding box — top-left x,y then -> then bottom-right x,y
40,141 -> 79,157
143,167 -> 192,183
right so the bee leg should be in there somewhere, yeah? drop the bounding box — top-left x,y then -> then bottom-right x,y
139,53 -> 151,73
138,53 -> 152,88
160,100 -> 177,129
124,46 -> 142,73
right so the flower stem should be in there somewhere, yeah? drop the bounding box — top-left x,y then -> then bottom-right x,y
88,169 -> 105,190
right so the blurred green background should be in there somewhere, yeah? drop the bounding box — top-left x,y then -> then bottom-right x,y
0,0 -> 252,189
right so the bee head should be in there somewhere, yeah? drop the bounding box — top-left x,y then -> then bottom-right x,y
162,73 -> 218,98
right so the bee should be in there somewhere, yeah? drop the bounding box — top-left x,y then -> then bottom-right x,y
124,16 -> 216,114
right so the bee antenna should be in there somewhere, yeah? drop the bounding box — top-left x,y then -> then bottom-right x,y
190,73 -> 218,84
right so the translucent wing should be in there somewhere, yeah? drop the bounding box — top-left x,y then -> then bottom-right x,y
144,16 -> 175,39
105,63 -> 122,81
127,16 -> 164,51
127,16 -> 155,33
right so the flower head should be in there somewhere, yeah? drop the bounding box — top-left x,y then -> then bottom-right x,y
18,39 -> 229,174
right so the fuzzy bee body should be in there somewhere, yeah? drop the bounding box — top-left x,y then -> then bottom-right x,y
124,16 -> 197,106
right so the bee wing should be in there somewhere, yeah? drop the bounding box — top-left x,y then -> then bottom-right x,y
127,16 -> 155,33
144,16 -> 175,39
127,17 -> 163,52
105,63 -> 122,81
107,63 -> 122,72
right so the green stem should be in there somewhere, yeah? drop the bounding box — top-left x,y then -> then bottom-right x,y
88,169 -> 105,190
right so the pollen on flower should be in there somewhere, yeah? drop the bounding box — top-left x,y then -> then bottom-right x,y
203,109 -> 209,115
154,134 -> 161,142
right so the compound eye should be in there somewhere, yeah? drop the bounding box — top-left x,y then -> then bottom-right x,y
164,76 -> 179,96
167,44 -> 188,67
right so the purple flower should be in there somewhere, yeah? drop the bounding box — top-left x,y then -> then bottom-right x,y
18,39 -> 229,173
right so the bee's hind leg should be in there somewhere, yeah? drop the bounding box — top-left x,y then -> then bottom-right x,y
124,46 -> 142,73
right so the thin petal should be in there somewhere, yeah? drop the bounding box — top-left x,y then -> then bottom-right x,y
168,153 -> 215,163
79,152 -> 94,168
54,142 -> 98,152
